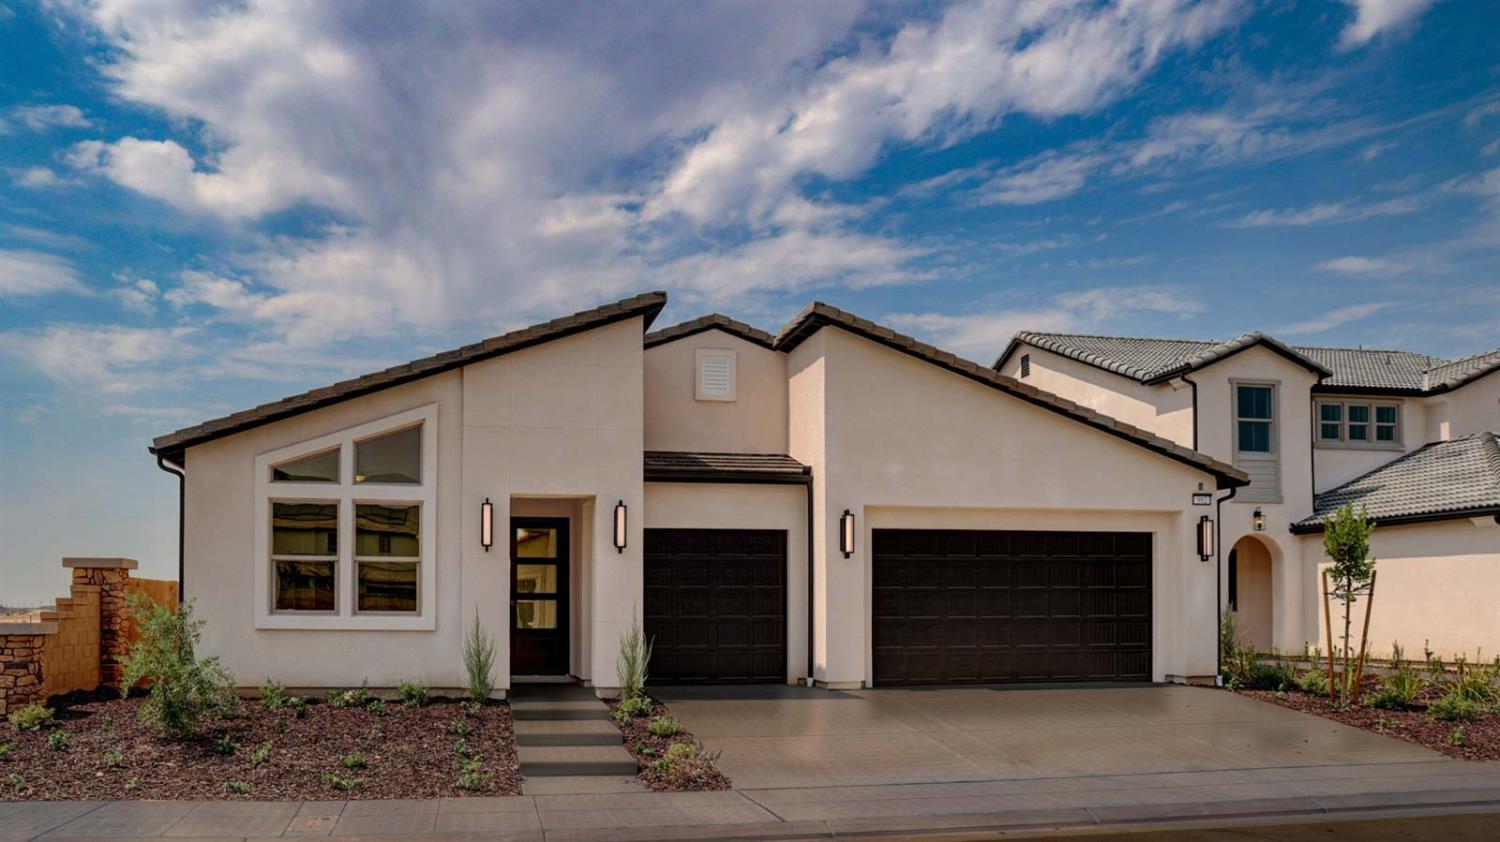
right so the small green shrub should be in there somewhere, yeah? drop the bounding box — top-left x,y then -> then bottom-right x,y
634,742 -> 655,756
461,699 -> 481,717
1449,725 -> 1467,747
1449,657 -> 1498,705
100,715 -> 115,733
453,718 -> 473,737
124,776 -> 140,791
453,737 -> 474,759
1295,669 -> 1329,695
260,680 -> 288,710
342,750 -> 367,770
617,695 -> 652,718
329,684 -> 371,708
647,716 -> 679,737
1244,659 -> 1295,692
286,696 -> 307,718
10,772 -> 27,792
365,698 -> 386,717
462,609 -> 496,703
1370,643 -> 1426,710
611,707 -> 631,726
225,780 -> 251,795
215,735 -> 238,755
0,742 -> 14,759
104,747 -> 124,767
119,595 -> 237,738
665,742 -> 698,762
8,703 -> 54,732
397,680 -> 429,707
456,757 -> 490,790
251,743 -> 271,767
321,773 -> 362,791
1429,690 -> 1488,722
46,728 -> 68,752
617,612 -> 653,700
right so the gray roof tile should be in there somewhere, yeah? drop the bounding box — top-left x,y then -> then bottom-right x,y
644,451 -> 809,480
643,313 -> 775,349
1293,432 -> 1500,531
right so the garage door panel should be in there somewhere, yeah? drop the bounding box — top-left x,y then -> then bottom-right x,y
873,529 -> 1152,685
645,528 -> 786,684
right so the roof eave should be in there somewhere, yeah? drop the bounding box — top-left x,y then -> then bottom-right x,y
1291,506 -> 1500,534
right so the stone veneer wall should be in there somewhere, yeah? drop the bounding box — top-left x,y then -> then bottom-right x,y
0,558 -> 178,716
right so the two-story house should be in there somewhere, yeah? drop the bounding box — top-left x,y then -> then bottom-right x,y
996,333 -> 1500,660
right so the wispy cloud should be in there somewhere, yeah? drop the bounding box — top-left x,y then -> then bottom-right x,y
1226,197 -> 1418,228
0,249 -> 89,296
1,104 -> 90,133
1316,255 -> 1406,276
1337,0 -> 1434,51
0,324 -> 195,394
1277,302 -> 1393,337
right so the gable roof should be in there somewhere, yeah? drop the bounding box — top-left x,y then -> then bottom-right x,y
1001,331 -> 1500,395
644,450 -> 809,483
643,313 -> 775,350
151,292 -> 667,463
775,302 -> 1249,488
1291,432 -> 1500,533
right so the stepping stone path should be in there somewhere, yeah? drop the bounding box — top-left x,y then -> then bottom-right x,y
510,684 -> 642,794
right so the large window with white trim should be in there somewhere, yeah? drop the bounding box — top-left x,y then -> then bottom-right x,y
255,404 -> 437,630
1316,398 -> 1401,448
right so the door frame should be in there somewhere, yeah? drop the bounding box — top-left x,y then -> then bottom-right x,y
510,516 -> 570,676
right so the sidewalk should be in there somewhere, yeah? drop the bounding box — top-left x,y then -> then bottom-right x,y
4,759 -> 1499,841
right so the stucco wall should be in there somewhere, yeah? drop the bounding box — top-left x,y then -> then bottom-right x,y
644,482 -> 808,681
644,329 -> 788,454
998,346 -> 1195,447
796,328 -> 1226,686
1295,519 -> 1500,660
1313,396 -> 1426,493
1425,374 -> 1500,441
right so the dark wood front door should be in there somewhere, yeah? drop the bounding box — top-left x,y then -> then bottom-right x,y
511,518 -> 569,675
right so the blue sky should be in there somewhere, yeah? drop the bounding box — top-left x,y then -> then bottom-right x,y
1,0 -> 1497,603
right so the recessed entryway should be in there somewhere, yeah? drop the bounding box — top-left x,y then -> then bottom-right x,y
511,517 -> 569,676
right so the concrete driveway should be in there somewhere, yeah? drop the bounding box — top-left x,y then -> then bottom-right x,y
656,684 -> 1443,789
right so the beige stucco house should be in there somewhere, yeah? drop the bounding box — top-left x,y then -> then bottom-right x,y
151,292 -> 1255,695
996,333 -> 1500,661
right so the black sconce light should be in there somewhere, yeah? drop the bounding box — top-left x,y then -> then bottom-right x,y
613,500 -> 628,553
839,509 -> 855,558
480,498 -> 493,552
1252,507 -> 1265,532
1197,515 -> 1215,562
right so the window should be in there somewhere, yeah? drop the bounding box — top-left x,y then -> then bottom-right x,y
1235,384 -> 1274,453
1315,399 -> 1401,448
1020,354 -> 1031,378
254,404 -> 437,630
695,349 -> 736,401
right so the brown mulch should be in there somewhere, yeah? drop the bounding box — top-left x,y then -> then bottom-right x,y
0,690 -> 521,800
1235,685 -> 1500,761
606,699 -> 730,792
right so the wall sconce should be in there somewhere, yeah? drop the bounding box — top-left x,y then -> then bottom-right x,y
1197,515 -> 1215,562
480,498 -> 494,552
1252,507 -> 1265,532
613,500 -> 628,553
839,509 -> 855,558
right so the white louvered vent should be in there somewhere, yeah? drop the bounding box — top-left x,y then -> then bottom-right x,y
695,349 -> 736,401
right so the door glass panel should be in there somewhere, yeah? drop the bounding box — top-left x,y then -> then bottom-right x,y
516,528 -> 558,558
516,563 -> 557,594
515,600 -> 557,629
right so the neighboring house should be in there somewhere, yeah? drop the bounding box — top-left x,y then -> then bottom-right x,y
996,333 -> 1500,659
150,293 -> 1250,695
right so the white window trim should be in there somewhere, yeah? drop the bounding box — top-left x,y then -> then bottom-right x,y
1314,397 -> 1402,450
1231,381 -> 1278,457
694,348 -> 737,401
254,404 -> 437,630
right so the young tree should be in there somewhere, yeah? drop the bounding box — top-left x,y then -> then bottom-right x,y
1321,503 -> 1376,706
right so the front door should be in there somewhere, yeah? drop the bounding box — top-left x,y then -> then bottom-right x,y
511,518 -> 569,675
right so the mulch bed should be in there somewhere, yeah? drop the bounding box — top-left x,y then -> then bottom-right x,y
1235,685 -> 1500,761
606,699 -> 730,792
0,689 -> 522,800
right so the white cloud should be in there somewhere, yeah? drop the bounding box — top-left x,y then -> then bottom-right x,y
1277,302 -> 1393,337
0,250 -> 89,296
111,277 -> 160,314
14,167 -> 62,187
977,151 -> 1108,205
1464,101 -> 1500,130
2,104 -> 90,133
1338,0 -> 1434,50
0,324 -> 195,394
1316,255 -> 1405,275
1227,197 -> 1419,228
99,404 -> 199,421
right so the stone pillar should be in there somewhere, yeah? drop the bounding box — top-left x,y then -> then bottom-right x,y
0,629 -> 51,716
63,558 -> 137,690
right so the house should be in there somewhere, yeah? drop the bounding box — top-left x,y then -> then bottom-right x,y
995,333 -> 1500,660
150,292 -> 1253,695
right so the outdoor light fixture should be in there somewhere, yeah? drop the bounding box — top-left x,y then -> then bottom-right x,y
1253,507 -> 1265,532
1197,515 -> 1215,562
839,509 -> 855,558
613,500 -> 628,553
480,498 -> 494,552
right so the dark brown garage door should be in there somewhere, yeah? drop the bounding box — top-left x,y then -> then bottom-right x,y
873,529 -> 1151,685
644,528 -> 786,683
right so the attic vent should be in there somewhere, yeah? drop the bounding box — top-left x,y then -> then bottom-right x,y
1020,354 -> 1031,378
695,349 -> 736,402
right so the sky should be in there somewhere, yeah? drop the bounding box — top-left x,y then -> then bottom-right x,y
1,0 -> 1498,604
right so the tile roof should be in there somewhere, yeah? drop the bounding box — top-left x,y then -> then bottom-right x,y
776,302 -> 1250,488
644,451 -> 810,482
1003,331 -> 1500,395
151,292 -> 668,462
644,313 -> 775,350
1292,432 -> 1500,532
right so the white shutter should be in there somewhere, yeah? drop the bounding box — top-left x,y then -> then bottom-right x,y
695,350 -> 736,401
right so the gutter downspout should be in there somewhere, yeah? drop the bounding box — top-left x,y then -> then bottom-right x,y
805,477 -> 815,688
1180,375 -> 1199,451
1308,391 -> 1318,505
1214,484 -> 1237,687
154,452 -> 186,602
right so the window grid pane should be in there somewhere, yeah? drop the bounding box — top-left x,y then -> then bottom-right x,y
1238,420 -> 1271,453
272,502 -> 338,556
1348,404 -> 1370,423
1376,424 -> 1396,442
355,425 -> 421,484
1320,403 -> 1342,422
1237,386 -> 1273,420
355,503 -> 420,557
1320,423 -> 1342,440
274,559 -> 335,611
1376,405 -> 1397,424
357,561 -> 418,612
272,449 -> 339,483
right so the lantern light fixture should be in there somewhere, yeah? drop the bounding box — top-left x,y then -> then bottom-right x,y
613,500 -> 628,553
480,497 -> 494,552
839,509 -> 855,558
1252,507 -> 1265,532
1197,515 -> 1215,562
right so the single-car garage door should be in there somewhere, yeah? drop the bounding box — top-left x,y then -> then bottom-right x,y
873,529 -> 1151,685
644,528 -> 786,683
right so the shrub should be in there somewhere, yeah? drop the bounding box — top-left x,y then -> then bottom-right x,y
1449,657 -> 1498,706
365,698 -> 386,717
453,718 -> 473,737
329,684 -> 371,708
1449,725 -> 1467,747
462,609 -> 496,703
456,757 -> 490,790
1429,689 -> 1488,722
215,735 -> 238,755
1244,659 -> 1295,692
397,680 -> 429,707
124,776 -> 140,791
342,750 -> 367,770
617,695 -> 652,718
461,699 -> 481,718
665,742 -> 698,762
46,728 -> 68,752
453,737 -> 474,759
321,774 -> 362,791
648,716 -> 679,737
260,680 -> 288,710
120,595 -> 237,738
251,743 -> 271,767
0,742 -> 14,759
100,715 -> 115,733
225,780 -> 251,795
8,703 -> 54,732
617,612 -> 652,700
104,747 -> 124,767
10,772 -> 26,792
1370,643 -> 1426,710
1295,669 -> 1329,696
611,707 -> 631,726
286,696 -> 308,718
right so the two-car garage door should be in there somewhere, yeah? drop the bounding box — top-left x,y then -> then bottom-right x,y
873,529 -> 1152,685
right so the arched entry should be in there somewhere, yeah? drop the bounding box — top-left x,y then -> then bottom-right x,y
1228,535 -> 1274,651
